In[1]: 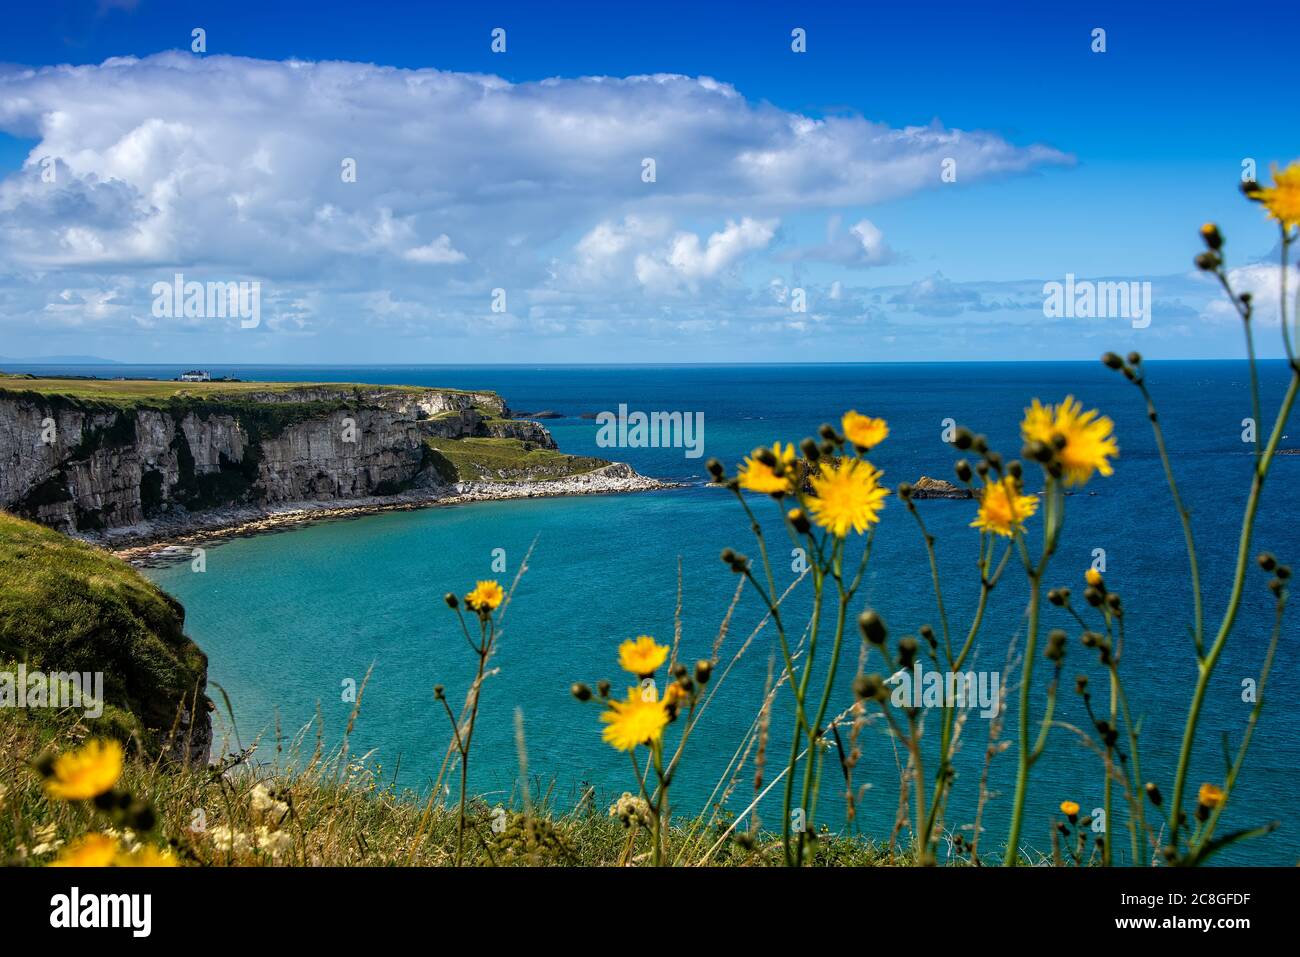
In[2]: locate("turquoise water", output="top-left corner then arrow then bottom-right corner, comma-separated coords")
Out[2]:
32,360 -> 1292,864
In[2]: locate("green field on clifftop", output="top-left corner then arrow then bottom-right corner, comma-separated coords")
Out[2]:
0,372 -> 489,408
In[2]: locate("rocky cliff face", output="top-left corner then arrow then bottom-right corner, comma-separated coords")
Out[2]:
0,385 -> 559,535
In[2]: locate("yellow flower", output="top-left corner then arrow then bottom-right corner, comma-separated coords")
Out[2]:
1252,161 -> 1300,230
1021,396 -> 1118,486
1198,783 -> 1225,809
1059,800 -> 1080,819
1085,568 -> 1104,588
43,739 -> 123,801
806,459 -> 888,537
464,580 -> 504,612
115,845 -> 179,867
737,442 -> 796,495
50,834 -> 120,867
970,475 -> 1038,537
618,635 -> 669,677
841,411 -> 889,450
49,833 -> 179,867
600,686 -> 670,752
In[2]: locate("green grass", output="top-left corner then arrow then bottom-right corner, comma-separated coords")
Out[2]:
0,512 -> 207,752
0,372 -> 490,408
425,437 -> 607,483
0,704 -> 892,867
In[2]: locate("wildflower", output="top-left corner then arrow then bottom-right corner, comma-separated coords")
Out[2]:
841,411 -> 889,451
970,475 -> 1039,537
858,610 -> 887,645
50,834 -> 120,867
249,783 -> 289,826
806,458 -> 889,537
600,686 -> 670,752
1086,568 -> 1104,588
1045,629 -> 1067,663
464,580 -> 504,613
1249,161 -> 1300,230
1059,800 -> 1080,821
209,825 -> 251,854
737,442 -> 797,495
1021,396 -> 1118,486
609,792 -> 653,828
1198,783 -> 1225,809
30,822 -> 63,857
663,682 -> 688,714
43,739 -> 123,801
617,636 -> 669,677
254,826 -> 293,860
898,636 -> 919,667
787,507 -> 811,534
115,845 -> 179,867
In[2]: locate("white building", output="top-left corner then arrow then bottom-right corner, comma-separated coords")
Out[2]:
179,369 -> 211,382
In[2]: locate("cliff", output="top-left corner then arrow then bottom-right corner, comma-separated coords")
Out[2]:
0,375 -> 638,538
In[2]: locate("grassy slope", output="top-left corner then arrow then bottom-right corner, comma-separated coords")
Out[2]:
425,436 -> 608,483
0,512 -> 207,750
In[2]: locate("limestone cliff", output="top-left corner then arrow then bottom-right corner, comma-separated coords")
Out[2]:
0,381 -> 584,535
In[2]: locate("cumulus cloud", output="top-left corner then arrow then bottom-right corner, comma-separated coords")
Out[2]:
0,52 -> 1072,352
1201,264 -> 1300,327
634,217 -> 777,293
777,214 -> 895,268
404,234 -> 468,265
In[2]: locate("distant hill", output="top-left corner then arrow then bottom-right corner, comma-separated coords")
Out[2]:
0,355 -> 121,365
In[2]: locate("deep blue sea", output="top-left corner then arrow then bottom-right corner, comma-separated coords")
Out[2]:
13,361 -> 1297,864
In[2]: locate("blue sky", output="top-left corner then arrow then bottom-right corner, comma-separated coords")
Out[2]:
0,0 -> 1295,364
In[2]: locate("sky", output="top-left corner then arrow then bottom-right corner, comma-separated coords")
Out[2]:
0,0 -> 1296,364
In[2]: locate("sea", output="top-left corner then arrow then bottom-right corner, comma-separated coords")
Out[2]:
9,361 -> 1297,864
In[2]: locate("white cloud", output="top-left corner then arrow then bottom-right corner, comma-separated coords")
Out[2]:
634,217 -> 777,293
0,52 -> 1071,352
1202,263 -> 1300,327
404,234 -> 467,265
778,214 -> 896,268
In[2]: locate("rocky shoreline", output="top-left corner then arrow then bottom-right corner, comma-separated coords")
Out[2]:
105,463 -> 677,564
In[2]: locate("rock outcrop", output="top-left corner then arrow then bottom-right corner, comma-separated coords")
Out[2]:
909,476 -> 974,499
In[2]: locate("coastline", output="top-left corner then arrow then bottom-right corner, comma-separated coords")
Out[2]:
102,463 -> 678,564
